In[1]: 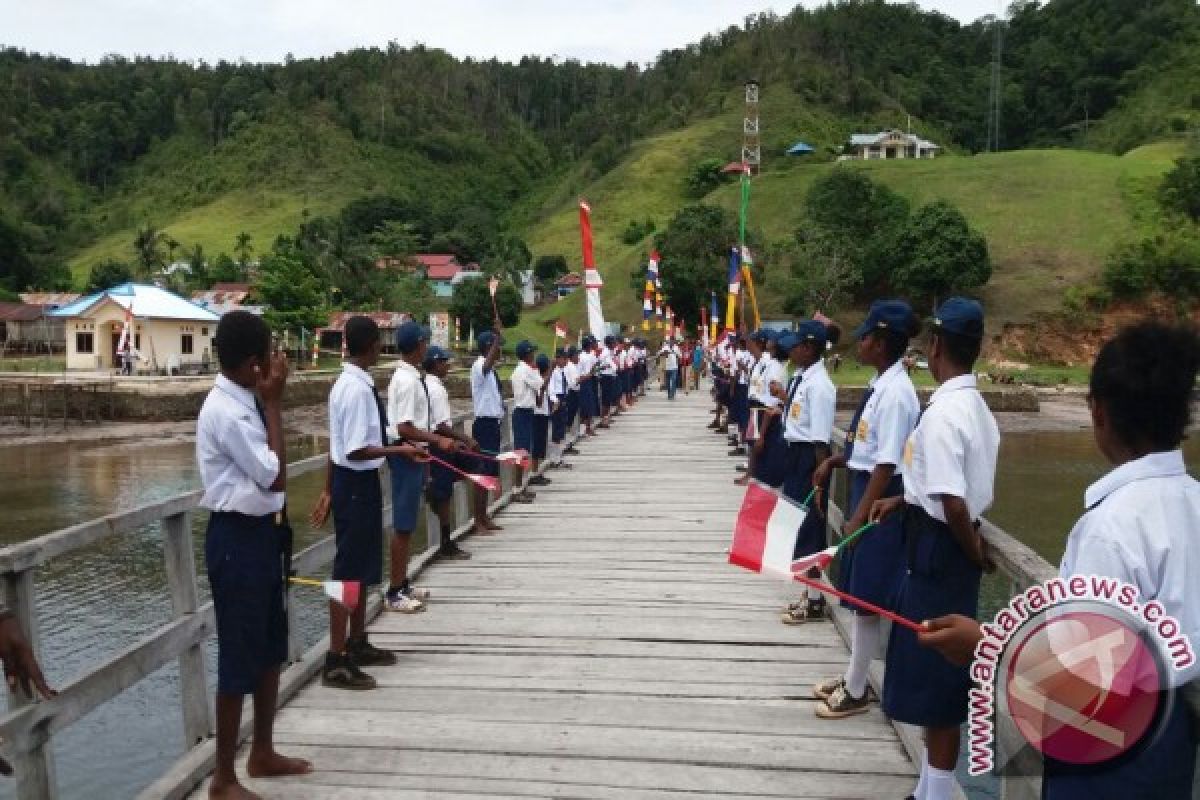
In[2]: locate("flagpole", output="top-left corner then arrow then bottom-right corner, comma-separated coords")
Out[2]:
789,572 -> 924,633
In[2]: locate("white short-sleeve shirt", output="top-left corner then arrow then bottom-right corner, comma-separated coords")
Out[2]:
598,347 -> 617,376
329,363 -> 386,471
387,360 -> 431,439
425,373 -> 453,430
566,362 -> 580,390
549,366 -> 570,403
1060,450 -> 1200,687
783,360 -> 836,444
511,361 -> 544,409
470,355 -> 505,419
845,359 -> 920,473
736,350 -> 755,385
752,354 -> 787,408
197,374 -> 285,514
902,375 -> 999,521
576,352 -> 596,382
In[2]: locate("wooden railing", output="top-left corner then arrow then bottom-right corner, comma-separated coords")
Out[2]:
0,406 -> 524,800
823,427 -> 1051,800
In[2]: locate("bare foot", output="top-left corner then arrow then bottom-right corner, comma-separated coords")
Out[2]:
245,750 -> 313,779
209,779 -> 262,800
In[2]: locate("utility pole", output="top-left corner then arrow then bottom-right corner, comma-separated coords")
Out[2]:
742,80 -> 761,173
986,7 -> 1005,152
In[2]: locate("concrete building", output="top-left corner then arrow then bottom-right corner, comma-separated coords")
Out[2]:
554,272 -> 583,298
52,283 -> 220,373
320,311 -> 412,354
844,130 -> 940,160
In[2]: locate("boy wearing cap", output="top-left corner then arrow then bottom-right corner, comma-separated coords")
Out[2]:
531,352 -> 554,484
812,299 -> 921,719
423,345 -> 476,561
311,316 -> 431,691
776,320 -> 838,625
729,337 -> 753,453
564,346 -> 582,452
511,340 -> 544,500
597,335 -> 618,427
469,331 -> 506,533
868,298 -> 999,800
548,348 -> 572,468
744,330 -> 787,487
385,320 -> 460,613
576,337 -> 598,438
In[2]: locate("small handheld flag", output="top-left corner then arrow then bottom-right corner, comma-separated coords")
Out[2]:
487,278 -> 499,297
789,572 -> 924,633
425,451 -> 502,492
290,577 -> 361,611
554,321 -> 568,340
478,448 -> 533,469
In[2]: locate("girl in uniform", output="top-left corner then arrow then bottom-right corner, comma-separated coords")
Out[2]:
811,299 -> 921,719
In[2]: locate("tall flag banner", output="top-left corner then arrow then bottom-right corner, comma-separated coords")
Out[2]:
655,291 -> 664,329
642,251 -> 659,330
710,291 -> 719,341
738,166 -> 763,330
579,200 -> 607,339
740,245 -> 762,330
116,301 -> 134,354
725,247 -> 742,331
700,305 -> 709,347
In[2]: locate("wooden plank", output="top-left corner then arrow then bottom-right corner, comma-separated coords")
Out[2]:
3,569 -> 55,798
162,510 -> 213,748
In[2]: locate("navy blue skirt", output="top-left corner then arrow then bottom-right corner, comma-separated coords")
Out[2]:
1042,692 -> 1196,799
533,413 -> 550,458
882,505 -> 982,727
331,465 -> 385,584
512,407 -> 535,453
733,384 -> 750,430
471,417 -> 502,476
206,511 -> 288,695
752,416 -> 787,488
600,374 -> 618,408
566,390 -> 579,427
782,442 -> 830,559
836,469 -> 905,612
551,404 -> 567,443
579,379 -> 598,418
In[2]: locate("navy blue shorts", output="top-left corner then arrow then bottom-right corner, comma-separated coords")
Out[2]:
566,390 -> 579,428
533,413 -> 550,458
836,469 -> 904,612
592,380 -> 602,416
206,512 -> 287,696
472,417 -> 502,476
578,381 -> 596,419
512,407 -> 535,453
733,384 -> 750,430
332,466 -> 384,585
551,405 -> 567,443
782,441 -> 830,559
882,505 -> 982,727
388,455 -> 426,535
427,447 -> 462,502
600,375 -> 618,408
752,418 -> 787,488
1042,692 -> 1196,798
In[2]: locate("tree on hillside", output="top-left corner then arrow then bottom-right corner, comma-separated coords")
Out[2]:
185,244 -> 209,289
255,251 -> 326,331
1159,156 -> 1200,222
209,253 -> 245,284
0,215 -> 37,292
804,167 -> 909,293
654,204 -> 748,324
165,236 -> 180,264
369,220 -> 420,261
85,259 -> 134,292
451,277 -> 521,335
234,232 -> 254,267
483,235 -> 532,285
133,224 -> 165,278
533,254 -> 569,285
778,228 -> 863,316
890,201 -> 991,310
685,158 -> 728,198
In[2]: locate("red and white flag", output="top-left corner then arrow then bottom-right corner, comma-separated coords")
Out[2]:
496,449 -> 532,469
554,321 -> 568,339
323,580 -> 361,611
791,545 -> 836,574
729,482 -> 809,579
745,407 -> 762,442
488,277 -> 500,297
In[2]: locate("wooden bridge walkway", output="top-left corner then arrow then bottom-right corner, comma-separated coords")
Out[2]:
189,390 -> 916,799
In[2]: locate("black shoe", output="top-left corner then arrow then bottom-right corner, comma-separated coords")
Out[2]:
735,464 -> 747,472
728,448 -> 746,457
565,446 -> 580,455
439,541 -> 472,560
529,475 -> 552,486
322,652 -> 377,690
347,636 -> 397,667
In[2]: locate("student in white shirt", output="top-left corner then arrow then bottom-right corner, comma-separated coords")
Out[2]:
548,347 -> 573,467
564,346 -> 582,452
199,310 -> 314,794
576,337 -> 599,438
744,329 -> 788,487
531,353 -> 554,483
385,320 -> 460,613
310,317 -> 430,689
422,345 -> 477,561
510,340 -> 544,501
660,338 -> 682,400
812,300 -> 921,718
772,321 -> 838,625
855,298 -> 999,800
917,320 -> 1200,800
469,331 -> 505,533
598,336 -> 618,426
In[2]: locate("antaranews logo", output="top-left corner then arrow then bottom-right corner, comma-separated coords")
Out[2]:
967,575 -> 1195,776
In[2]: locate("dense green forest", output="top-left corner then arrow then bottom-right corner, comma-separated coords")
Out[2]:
2,0 -> 1198,295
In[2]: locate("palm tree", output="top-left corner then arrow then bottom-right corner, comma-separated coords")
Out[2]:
133,225 -> 165,279
165,236 -> 180,265
234,231 -> 253,267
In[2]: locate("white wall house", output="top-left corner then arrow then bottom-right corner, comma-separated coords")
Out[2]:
52,283 -> 221,372
844,130 -> 940,160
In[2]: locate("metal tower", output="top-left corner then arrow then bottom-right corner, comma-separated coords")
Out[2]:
742,80 -> 761,173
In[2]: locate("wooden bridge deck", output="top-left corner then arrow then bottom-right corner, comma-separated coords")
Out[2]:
190,390 -> 917,799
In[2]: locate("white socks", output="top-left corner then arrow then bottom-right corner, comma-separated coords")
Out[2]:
913,757 -> 929,800
807,586 -> 822,602
844,615 -> 880,699
924,762 -> 955,800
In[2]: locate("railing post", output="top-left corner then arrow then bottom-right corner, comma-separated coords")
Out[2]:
500,412 -> 515,494
3,569 -> 56,799
162,511 -> 213,748
452,419 -> 471,527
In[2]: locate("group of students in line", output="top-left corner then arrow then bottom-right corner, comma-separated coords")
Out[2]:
705,299 -> 1200,799
193,310 -> 662,799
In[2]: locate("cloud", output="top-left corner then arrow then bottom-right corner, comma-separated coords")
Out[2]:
0,0 -> 1006,65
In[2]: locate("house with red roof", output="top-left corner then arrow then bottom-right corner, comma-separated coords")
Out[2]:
554,272 -> 584,298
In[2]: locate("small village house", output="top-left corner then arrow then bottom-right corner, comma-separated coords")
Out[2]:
554,272 -> 583,298
844,129 -> 940,160
52,283 -> 220,372
319,311 -> 413,354
0,302 -> 64,353
191,282 -> 266,316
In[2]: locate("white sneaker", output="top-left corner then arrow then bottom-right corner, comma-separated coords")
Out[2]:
383,588 -> 426,613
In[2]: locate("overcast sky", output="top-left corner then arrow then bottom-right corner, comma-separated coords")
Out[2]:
1,1 -> 1005,66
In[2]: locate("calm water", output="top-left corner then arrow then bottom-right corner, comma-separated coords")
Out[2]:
0,428 -> 1196,798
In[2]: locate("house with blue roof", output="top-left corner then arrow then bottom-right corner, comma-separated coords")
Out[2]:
844,129 -> 940,160
52,283 -> 220,373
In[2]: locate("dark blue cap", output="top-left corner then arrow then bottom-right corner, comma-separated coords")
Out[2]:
604,335 -> 616,346
776,332 -> 799,352
567,345 -> 579,357
555,347 -> 568,358
751,328 -> 770,343
422,345 -> 451,369
516,339 -> 537,359
477,330 -> 497,352
795,319 -> 828,348
395,320 -> 429,353
852,299 -> 916,340
932,297 -> 985,339
535,353 -> 550,370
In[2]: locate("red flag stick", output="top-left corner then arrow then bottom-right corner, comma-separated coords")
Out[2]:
789,572 -> 924,633
424,451 -> 500,492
